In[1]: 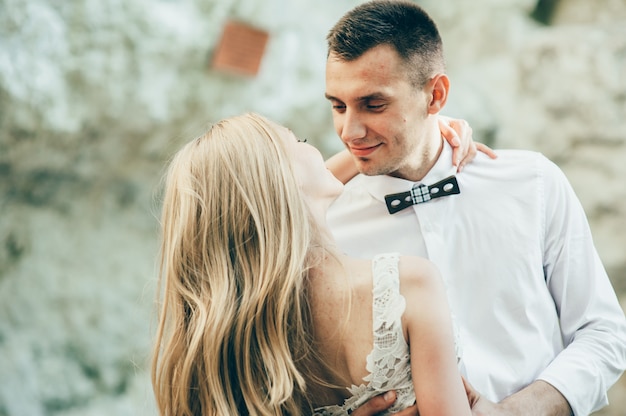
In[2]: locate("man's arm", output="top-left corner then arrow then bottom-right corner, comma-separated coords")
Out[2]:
465,158 -> 626,416
538,157 -> 626,414
465,379 -> 572,416
352,379 -> 573,416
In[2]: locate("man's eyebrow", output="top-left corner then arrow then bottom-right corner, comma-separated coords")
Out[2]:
324,92 -> 389,102
358,92 -> 388,101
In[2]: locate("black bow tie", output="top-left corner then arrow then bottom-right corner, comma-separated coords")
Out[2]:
384,176 -> 460,214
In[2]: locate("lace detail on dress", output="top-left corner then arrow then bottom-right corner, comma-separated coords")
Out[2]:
314,253 -> 415,415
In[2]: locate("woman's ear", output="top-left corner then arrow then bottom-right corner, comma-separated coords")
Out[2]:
427,74 -> 450,114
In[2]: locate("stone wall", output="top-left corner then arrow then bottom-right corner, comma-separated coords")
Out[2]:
1,0 -> 624,414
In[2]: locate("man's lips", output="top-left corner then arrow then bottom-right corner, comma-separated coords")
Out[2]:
350,143 -> 382,158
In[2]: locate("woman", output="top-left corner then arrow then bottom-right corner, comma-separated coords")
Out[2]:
151,113 -> 472,415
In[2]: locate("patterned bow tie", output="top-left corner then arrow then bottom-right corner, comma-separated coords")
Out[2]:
384,175 -> 460,214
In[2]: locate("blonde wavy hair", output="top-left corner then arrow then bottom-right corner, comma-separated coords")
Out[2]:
152,113 -> 325,415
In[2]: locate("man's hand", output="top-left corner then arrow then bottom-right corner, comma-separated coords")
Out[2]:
462,377 -> 501,416
461,377 -> 573,416
351,391 -> 419,416
438,116 -> 497,172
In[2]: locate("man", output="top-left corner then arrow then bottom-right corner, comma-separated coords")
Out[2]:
324,1 -> 626,415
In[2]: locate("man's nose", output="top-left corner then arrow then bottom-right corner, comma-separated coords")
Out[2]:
340,110 -> 366,143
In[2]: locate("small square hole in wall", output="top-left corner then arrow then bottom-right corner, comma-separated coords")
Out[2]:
210,20 -> 270,77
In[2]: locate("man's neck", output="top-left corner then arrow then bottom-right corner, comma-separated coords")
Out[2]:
391,131 -> 444,183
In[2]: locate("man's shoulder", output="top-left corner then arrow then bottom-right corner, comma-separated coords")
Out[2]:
470,148 -> 557,177
483,148 -> 544,163
342,173 -> 373,189
330,176 -> 373,217
334,174 -> 379,202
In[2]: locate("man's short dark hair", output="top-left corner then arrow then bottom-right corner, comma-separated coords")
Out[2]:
327,0 -> 445,87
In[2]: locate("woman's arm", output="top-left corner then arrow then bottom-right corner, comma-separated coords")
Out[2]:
325,116 -> 497,184
325,149 -> 355,185
399,257 -> 471,416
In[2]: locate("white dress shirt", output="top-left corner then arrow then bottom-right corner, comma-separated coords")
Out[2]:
327,140 -> 626,416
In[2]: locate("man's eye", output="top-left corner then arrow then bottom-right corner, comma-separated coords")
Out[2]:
367,104 -> 385,110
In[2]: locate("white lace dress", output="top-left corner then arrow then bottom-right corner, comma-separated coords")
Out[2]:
313,252 -> 416,415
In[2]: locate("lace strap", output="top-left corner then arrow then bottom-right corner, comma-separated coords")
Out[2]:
371,253 -> 405,346
364,253 -> 409,385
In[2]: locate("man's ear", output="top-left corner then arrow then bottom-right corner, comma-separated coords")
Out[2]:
427,74 -> 450,114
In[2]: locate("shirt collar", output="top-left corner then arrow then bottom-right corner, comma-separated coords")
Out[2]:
363,137 -> 457,203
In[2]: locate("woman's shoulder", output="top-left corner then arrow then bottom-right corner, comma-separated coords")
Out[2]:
396,255 -> 444,294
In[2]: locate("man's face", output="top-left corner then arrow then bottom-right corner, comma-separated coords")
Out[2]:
325,44 -> 435,180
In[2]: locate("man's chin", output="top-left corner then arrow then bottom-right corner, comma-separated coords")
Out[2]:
355,158 -> 390,176
358,165 -> 388,177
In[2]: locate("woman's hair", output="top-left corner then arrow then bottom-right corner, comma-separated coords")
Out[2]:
326,0 -> 445,87
151,113 -> 322,415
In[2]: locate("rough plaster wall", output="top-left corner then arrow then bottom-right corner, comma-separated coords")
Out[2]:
0,0 -> 625,415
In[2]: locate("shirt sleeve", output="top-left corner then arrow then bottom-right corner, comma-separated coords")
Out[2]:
538,156 -> 626,416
